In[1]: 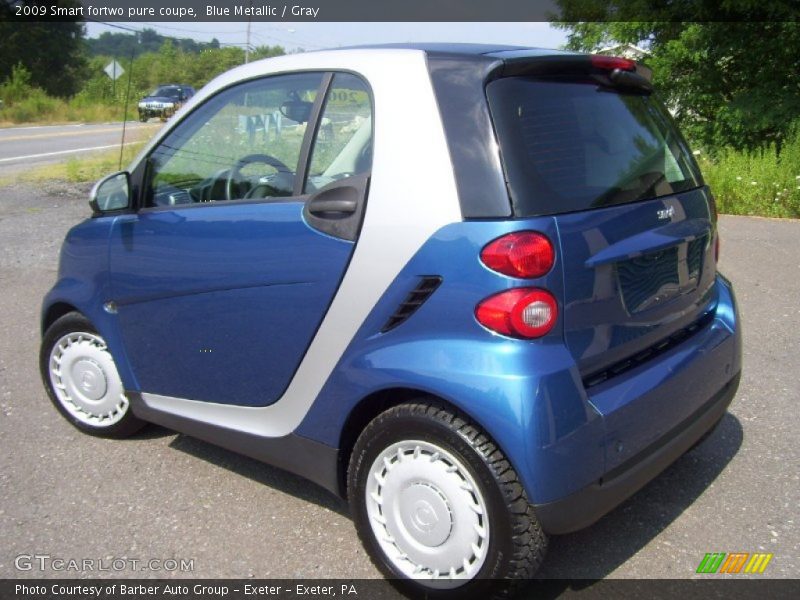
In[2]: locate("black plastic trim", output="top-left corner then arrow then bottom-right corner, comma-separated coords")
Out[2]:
381,276 -> 442,333
582,310 -> 716,389
294,73 -> 334,197
424,54 -> 512,219
303,173 -> 369,242
534,371 -> 740,534
128,393 -> 343,498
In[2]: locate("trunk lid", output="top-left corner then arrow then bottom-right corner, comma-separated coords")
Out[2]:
554,189 -> 717,381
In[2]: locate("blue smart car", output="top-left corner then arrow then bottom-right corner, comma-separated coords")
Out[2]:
40,45 -> 741,597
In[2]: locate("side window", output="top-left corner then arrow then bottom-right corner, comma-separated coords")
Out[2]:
146,72 -> 324,207
304,73 -> 372,193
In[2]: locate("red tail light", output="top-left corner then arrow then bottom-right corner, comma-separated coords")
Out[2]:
480,231 -> 554,278
475,288 -> 558,339
590,55 -> 637,72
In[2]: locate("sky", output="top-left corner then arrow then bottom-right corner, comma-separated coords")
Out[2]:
85,22 -> 569,52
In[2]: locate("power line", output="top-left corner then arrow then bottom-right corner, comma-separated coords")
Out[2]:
84,18 -> 143,34
259,24 -> 339,46
86,20 -> 230,45
85,20 -> 319,52
249,30 -> 325,50
138,21 -> 225,35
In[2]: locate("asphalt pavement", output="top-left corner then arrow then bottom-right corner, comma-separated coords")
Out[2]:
0,122 -> 157,176
0,181 -> 797,583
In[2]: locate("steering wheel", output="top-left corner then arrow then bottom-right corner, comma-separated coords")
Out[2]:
225,153 -> 292,200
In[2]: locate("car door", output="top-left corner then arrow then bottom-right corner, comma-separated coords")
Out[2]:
108,71 -> 373,406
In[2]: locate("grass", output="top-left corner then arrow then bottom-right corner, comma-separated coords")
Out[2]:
63,140 -> 147,182
0,98 -> 140,127
0,100 -> 124,127
697,131 -> 800,218
0,137 -> 148,188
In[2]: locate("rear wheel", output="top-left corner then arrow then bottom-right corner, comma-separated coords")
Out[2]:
40,312 -> 145,438
348,402 -> 546,599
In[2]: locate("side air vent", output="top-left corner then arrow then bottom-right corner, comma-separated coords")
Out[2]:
381,276 -> 442,333
582,311 -> 715,389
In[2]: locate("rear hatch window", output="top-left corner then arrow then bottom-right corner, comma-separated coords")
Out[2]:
486,77 -> 703,216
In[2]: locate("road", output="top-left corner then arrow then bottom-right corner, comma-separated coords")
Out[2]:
0,122 -> 157,176
0,182 -> 797,588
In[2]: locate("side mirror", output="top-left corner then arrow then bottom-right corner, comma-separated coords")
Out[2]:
89,171 -> 131,214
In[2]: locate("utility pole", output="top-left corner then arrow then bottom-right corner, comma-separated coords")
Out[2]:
245,0 -> 252,63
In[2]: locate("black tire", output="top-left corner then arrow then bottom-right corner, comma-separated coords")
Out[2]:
348,401 -> 547,600
40,312 -> 146,439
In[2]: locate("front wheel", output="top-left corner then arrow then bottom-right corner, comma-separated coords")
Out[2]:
347,402 -> 547,599
40,312 -> 145,438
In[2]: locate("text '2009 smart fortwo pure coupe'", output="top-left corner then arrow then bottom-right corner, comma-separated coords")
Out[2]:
40,45 -> 741,598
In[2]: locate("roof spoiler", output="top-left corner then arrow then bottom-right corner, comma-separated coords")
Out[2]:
496,53 -> 653,94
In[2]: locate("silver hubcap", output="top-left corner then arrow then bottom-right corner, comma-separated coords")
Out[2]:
366,440 -> 489,586
49,332 -> 129,427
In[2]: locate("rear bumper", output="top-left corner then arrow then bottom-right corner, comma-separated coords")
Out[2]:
534,370 -> 740,534
530,273 -> 741,534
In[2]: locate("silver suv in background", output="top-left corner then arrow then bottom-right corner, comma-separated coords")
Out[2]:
137,84 -> 196,122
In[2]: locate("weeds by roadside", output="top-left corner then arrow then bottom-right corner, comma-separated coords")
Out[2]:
0,64 -> 134,126
697,129 -> 800,219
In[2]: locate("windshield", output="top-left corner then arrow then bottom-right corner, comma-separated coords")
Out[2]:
151,87 -> 182,99
486,77 -> 703,216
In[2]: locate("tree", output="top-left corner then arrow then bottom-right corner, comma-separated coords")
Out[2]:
0,0 -> 87,97
86,31 -> 140,59
250,45 -> 286,61
553,1 -> 800,151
